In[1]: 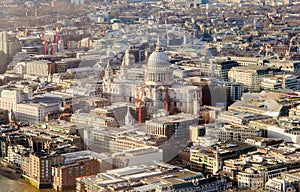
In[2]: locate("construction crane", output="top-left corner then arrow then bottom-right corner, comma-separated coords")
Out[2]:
49,44 -> 54,55
165,70 -> 169,113
41,28 -> 47,55
137,74 -> 147,125
41,11 -> 48,54
55,11 -> 60,44
165,20 -> 169,113
66,26 -> 70,49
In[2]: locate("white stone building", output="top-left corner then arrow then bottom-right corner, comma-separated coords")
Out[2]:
0,86 -> 60,123
103,39 -> 201,117
112,146 -> 163,168
237,168 -> 264,190
265,178 -> 296,192
5,145 -> 33,167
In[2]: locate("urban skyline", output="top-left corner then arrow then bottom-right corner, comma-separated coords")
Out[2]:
0,0 -> 299,191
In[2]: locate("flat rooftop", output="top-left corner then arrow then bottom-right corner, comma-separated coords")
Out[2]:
192,141 -> 255,157
143,169 -> 203,185
114,146 -> 160,157
286,169 -> 300,178
221,111 -> 270,119
147,113 -> 198,124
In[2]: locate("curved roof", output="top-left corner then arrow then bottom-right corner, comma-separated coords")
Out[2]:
147,51 -> 169,67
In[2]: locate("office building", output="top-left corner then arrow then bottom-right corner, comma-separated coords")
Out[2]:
0,109 -> 9,124
76,162 -> 231,192
218,124 -> 262,142
261,75 -> 297,90
238,168 -> 264,190
146,113 -> 198,139
196,58 -> 239,81
26,60 -> 53,77
265,178 -> 296,192
189,125 -> 206,142
190,141 -> 256,175
228,66 -> 281,92
218,111 -> 270,125
112,146 -> 163,168
90,127 -> 167,153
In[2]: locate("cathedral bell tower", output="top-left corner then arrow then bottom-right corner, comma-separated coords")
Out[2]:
120,48 -> 135,80
103,60 -> 113,93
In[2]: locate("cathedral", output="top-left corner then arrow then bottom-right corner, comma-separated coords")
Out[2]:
103,38 -> 202,117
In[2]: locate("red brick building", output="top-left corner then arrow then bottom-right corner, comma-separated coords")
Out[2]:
52,158 -> 101,191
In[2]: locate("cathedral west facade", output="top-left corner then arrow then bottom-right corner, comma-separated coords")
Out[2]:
103,38 -> 201,117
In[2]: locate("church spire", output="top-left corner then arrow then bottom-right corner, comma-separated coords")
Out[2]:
105,60 -> 113,75
122,49 -> 131,66
120,47 -> 134,80
120,56 -> 127,80
104,60 -> 113,82
106,60 -> 112,71
156,35 -> 162,52
125,106 -> 135,125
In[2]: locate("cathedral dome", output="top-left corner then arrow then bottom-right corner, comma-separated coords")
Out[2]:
145,36 -> 173,86
147,51 -> 169,67
147,36 -> 170,68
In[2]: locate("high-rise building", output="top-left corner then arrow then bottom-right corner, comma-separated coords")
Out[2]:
0,31 -> 8,55
0,31 -> 8,73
